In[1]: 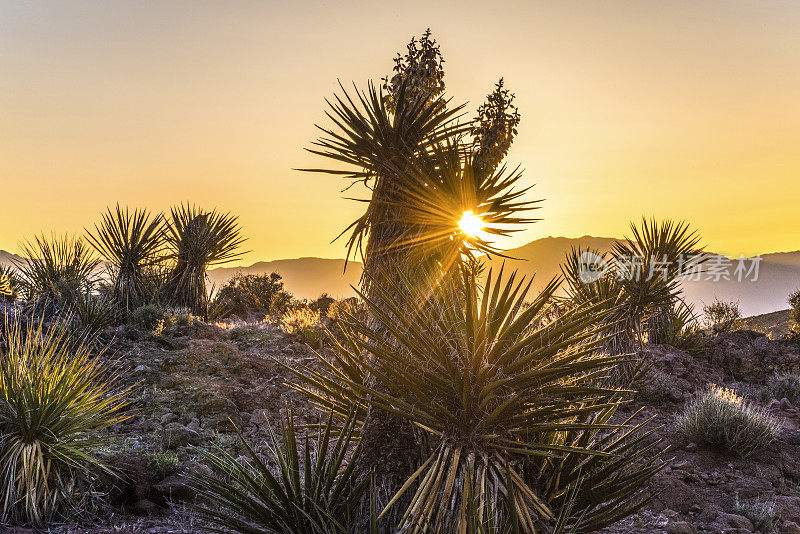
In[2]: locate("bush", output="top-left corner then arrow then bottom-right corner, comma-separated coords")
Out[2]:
281,307 -> 325,348
147,451 -> 181,480
0,316 -> 129,525
789,289 -> 800,332
129,304 -> 166,331
308,292 -> 336,316
733,497 -> 775,533
703,299 -> 742,333
761,374 -> 800,406
211,272 -> 293,319
660,302 -> 706,354
677,385 -> 780,457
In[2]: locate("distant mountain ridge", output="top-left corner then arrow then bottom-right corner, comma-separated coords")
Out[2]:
3,237 -> 799,315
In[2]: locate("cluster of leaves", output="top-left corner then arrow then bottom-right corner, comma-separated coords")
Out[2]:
381,28 -> 445,114
676,385 -> 780,457
560,218 -> 704,354
703,298 -> 742,333
0,316 -> 129,525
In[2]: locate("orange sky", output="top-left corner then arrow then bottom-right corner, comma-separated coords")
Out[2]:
2,1 -> 799,264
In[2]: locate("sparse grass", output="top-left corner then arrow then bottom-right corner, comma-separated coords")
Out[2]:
129,304 -> 166,331
733,496 -> 775,533
0,316 -> 130,525
677,385 -> 780,457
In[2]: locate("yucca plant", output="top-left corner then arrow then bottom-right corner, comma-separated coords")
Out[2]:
72,293 -> 120,340
659,302 -> 706,355
85,204 -> 165,314
14,234 -> 100,316
162,204 -> 246,318
612,218 -> 703,349
0,316 -> 129,525
289,267 -> 664,533
303,30 -> 539,490
192,408 -> 372,534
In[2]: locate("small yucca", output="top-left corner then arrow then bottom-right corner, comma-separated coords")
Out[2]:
677,385 -> 780,457
0,316 -> 129,525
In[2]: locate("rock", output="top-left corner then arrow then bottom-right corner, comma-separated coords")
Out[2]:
133,364 -> 153,373
163,422 -> 201,449
128,499 -> 158,516
782,521 -> 800,534
776,495 -> 800,525
710,512 -> 754,532
667,521 -> 696,534
161,412 -> 178,425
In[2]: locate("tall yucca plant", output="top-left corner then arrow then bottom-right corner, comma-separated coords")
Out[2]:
85,204 -> 165,313
14,234 -> 100,315
303,31 -> 538,486
192,408 -> 372,534
162,204 -> 245,318
0,316 -> 129,525
289,267 -> 664,532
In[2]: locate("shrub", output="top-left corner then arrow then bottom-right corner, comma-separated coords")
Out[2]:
761,374 -> 800,406
14,233 -> 100,315
281,307 -> 325,348
308,292 -> 336,316
677,385 -> 780,457
789,289 -> 800,332
147,451 -> 181,480
211,272 -> 292,319
733,496 -> 775,533
130,304 -> 166,331
0,316 -> 129,525
191,409 -> 370,534
73,293 -> 120,340
703,299 -> 742,333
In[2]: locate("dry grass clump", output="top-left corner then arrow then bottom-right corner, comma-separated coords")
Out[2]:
677,385 -> 780,457
761,374 -> 800,406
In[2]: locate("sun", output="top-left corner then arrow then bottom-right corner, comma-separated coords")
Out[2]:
458,211 -> 484,238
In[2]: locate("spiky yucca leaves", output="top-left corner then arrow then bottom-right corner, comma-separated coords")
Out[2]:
192,409 -> 372,534
73,293 -> 119,341
14,234 -> 100,315
289,267 -> 664,533
86,204 -> 165,313
162,204 -> 245,318
0,316 -> 129,525
660,302 -> 706,355
612,218 -> 703,349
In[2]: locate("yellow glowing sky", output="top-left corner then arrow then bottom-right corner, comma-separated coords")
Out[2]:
2,1 -> 799,264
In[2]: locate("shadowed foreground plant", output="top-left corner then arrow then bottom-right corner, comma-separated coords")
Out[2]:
86,204 -> 165,313
289,267 -> 665,532
14,233 -> 100,316
162,204 -> 246,318
0,316 -> 129,525
191,409 -> 372,534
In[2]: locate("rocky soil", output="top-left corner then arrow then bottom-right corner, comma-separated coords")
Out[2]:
4,321 -> 800,533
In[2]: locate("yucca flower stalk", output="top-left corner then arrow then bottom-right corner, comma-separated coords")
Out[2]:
0,267 -> 13,300
85,204 -> 165,313
162,204 -> 246,318
0,316 -> 129,525
288,267 -> 665,532
14,233 -> 100,316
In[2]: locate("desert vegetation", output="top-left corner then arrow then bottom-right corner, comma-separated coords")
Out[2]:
2,27 -> 800,534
